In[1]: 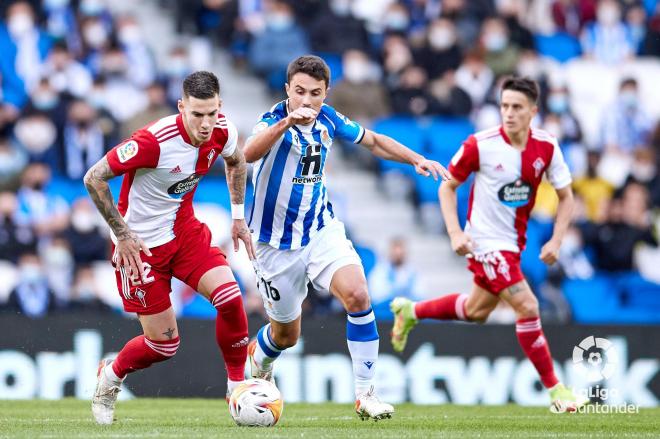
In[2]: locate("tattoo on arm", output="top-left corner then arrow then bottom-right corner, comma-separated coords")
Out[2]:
162,328 -> 175,339
224,148 -> 247,205
83,157 -> 131,240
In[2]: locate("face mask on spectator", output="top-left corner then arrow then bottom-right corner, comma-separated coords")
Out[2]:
72,211 -> 97,233
597,6 -> 620,26
517,59 -> 541,79
543,121 -> 562,139
43,245 -> 73,268
620,91 -> 638,109
76,282 -> 97,300
118,25 -> 142,45
20,264 -> 44,283
385,12 -> 409,31
80,0 -> 104,16
548,93 -> 568,114
14,119 -> 56,154
343,60 -> 371,83
87,90 -> 106,109
429,27 -> 455,50
631,163 -> 656,182
45,0 -> 70,9
167,56 -> 188,77
32,91 -> 60,111
84,23 -> 108,48
267,13 -> 294,31
330,0 -> 351,17
8,13 -> 34,39
484,32 -> 508,51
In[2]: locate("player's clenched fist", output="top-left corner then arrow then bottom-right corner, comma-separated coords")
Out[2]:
286,107 -> 317,126
539,239 -> 561,265
449,230 -> 474,257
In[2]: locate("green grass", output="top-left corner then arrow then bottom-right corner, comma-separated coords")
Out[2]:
0,399 -> 657,438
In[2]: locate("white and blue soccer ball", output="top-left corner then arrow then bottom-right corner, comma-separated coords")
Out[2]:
228,378 -> 283,427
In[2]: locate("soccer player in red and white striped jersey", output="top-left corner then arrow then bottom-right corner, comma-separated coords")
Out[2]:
391,77 -> 587,413
85,71 -> 255,424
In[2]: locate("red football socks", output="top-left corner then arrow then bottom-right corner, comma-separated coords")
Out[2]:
516,317 -> 559,388
210,282 -> 249,382
112,335 -> 180,379
414,293 -> 469,320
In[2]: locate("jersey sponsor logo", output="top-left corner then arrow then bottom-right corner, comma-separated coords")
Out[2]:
291,175 -> 323,184
498,179 -> 532,207
533,157 -> 545,178
167,173 -> 202,198
117,140 -> 138,163
451,145 -> 464,166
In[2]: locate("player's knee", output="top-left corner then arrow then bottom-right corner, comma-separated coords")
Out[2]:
340,285 -> 370,313
515,296 -> 540,318
466,307 -> 491,323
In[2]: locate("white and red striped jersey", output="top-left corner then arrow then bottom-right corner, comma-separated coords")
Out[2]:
106,113 -> 237,248
448,125 -> 572,255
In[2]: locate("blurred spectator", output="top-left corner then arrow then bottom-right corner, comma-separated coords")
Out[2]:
581,0 -> 635,64
427,70 -> 472,117
248,0 -> 310,92
120,82 -> 174,139
328,50 -> 390,125
16,163 -> 69,238
625,3 -> 647,53
68,265 -> 112,312
414,18 -> 462,80
580,182 -> 657,272
13,111 -> 60,170
96,46 -> 149,121
79,16 -> 111,74
368,237 -> 423,312
551,0 -> 597,37
480,17 -> 521,76
389,65 -> 434,116
63,99 -> 107,180
0,191 -> 36,262
39,42 -> 93,98
25,77 -> 68,126
600,78 -> 652,154
41,235 -> 73,305
5,252 -> 56,318
641,4 -> 660,56
116,15 -> 157,88
163,46 -> 192,107
454,49 -> 494,108
544,85 -> 582,145
43,0 -> 82,56
64,198 -> 107,265
440,0 -> 484,48
175,0 -> 239,48
381,34 -> 414,89
0,136 -> 28,190
381,2 -> 412,35
498,0 -> 535,50
0,1 -> 52,103
572,151 -> 614,223
310,0 -> 370,55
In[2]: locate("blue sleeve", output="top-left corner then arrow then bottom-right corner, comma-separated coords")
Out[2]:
325,105 -> 365,144
250,105 -> 284,136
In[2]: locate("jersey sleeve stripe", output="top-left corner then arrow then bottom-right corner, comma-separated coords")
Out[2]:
155,126 -> 179,141
153,123 -> 177,137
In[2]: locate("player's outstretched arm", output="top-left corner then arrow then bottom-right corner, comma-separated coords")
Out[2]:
223,147 -> 256,260
359,129 -> 451,181
540,185 -> 574,265
244,107 -> 318,163
83,157 -> 151,279
439,177 -> 474,256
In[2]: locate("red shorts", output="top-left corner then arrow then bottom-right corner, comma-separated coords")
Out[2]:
467,251 -> 524,295
112,221 -> 228,315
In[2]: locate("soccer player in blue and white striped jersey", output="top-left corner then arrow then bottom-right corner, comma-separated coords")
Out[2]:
243,55 -> 450,420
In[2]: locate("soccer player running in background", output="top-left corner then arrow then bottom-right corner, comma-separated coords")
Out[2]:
243,55 -> 449,421
390,77 -> 587,413
85,71 -> 255,425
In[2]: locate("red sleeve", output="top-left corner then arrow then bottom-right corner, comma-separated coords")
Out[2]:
106,129 -> 160,175
448,135 -> 479,182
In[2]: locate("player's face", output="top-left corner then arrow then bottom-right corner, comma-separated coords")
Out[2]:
178,95 -> 221,145
500,90 -> 537,137
285,73 -> 327,121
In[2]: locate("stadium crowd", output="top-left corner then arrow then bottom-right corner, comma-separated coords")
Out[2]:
0,0 -> 658,322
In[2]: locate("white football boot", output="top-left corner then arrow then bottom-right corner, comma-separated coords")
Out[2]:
91,359 -> 122,425
355,386 -> 394,421
247,339 -> 274,383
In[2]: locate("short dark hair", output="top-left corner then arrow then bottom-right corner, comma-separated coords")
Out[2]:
182,71 -> 220,99
620,77 -> 638,89
286,55 -> 330,88
501,76 -> 539,104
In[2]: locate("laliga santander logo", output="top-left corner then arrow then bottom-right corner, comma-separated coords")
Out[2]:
572,336 -> 618,382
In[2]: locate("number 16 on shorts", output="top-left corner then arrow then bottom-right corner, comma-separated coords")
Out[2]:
258,276 -> 280,305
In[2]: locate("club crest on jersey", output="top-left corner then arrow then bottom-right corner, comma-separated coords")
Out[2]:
321,129 -> 331,147
533,157 -> 545,178
167,173 -> 201,199
117,140 -> 138,163
498,179 -> 532,207
207,149 -> 216,168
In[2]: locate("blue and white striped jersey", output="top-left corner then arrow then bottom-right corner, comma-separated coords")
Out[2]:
248,100 -> 365,250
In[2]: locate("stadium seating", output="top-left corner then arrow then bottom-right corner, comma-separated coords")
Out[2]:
534,33 -> 581,63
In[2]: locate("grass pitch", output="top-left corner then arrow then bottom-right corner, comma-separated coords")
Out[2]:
0,399 -> 657,438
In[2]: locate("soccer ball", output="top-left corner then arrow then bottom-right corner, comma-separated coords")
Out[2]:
228,378 -> 283,427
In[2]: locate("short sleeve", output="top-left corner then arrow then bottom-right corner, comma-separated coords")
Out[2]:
448,135 -> 479,181
325,105 -> 365,144
546,141 -> 572,189
221,119 -> 239,157
106,129 -> 160,175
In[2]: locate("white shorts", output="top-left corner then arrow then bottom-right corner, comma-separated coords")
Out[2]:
253,220 -> 363,323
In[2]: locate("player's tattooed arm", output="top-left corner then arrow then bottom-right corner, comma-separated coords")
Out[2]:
224,146 -> 247,205
83,157 -> 131,239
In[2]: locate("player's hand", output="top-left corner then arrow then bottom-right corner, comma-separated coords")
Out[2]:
414,159 -> 452,181
540,239 -> 561,265
115,230 -> 152,281
449,230 -> 474,257
232,219 -> 256,260
286,107 -> 317,126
